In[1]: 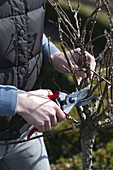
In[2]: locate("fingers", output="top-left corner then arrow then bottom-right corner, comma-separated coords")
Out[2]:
37,114 -> 65,132
50,113 -> 58,127
45,121 -> 51,131
74,68 -> 86,79
56,107 -> 66,122
37,122 -> 45,132
44,112 -> 59,131
73,48 -> 96,79
37,107 -> 65,132
48,101 -> 66,124
46,105 -> 65,130
85,51 -> 96,79
37,120 -> 51,132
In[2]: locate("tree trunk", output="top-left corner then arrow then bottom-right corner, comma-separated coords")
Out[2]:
80,122 -> 96,170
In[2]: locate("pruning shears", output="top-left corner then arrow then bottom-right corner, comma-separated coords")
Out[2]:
27,87 -> 94,139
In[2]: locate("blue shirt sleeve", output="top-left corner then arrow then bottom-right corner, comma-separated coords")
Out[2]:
42,34 -> 60,68
0,85 -> 18,116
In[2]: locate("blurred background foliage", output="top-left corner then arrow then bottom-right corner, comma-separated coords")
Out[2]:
42,0 -> 113,169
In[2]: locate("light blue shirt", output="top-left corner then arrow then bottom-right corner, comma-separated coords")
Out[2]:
0,34 -> 60,116
42,34 -> 60,68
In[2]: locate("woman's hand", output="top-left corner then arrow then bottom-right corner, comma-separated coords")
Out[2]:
69,48 -> 96,79
50,48 -> 96,79
16,89 -> 65,132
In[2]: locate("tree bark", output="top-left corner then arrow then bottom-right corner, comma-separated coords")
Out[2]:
80,122 -> 96,170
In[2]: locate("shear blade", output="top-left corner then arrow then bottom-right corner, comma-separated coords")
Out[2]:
77,89 -> 89,100
63,103 -> 74,114
76,94 -> 95,106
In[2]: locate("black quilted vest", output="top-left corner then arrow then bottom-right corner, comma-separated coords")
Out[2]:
0,0 -> 45,139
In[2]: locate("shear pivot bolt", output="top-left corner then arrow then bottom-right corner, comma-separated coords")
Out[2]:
69,97 -> 75,103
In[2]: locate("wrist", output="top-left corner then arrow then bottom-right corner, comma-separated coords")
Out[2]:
16,90 -> 28,116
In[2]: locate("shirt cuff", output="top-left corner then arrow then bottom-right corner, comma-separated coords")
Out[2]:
0,85 -> 18,116
42,34 -> 60,68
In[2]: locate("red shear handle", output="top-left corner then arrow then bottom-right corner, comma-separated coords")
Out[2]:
48,90 -> 59,100
27,127 -> 37,140
27,91 -> 60,140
